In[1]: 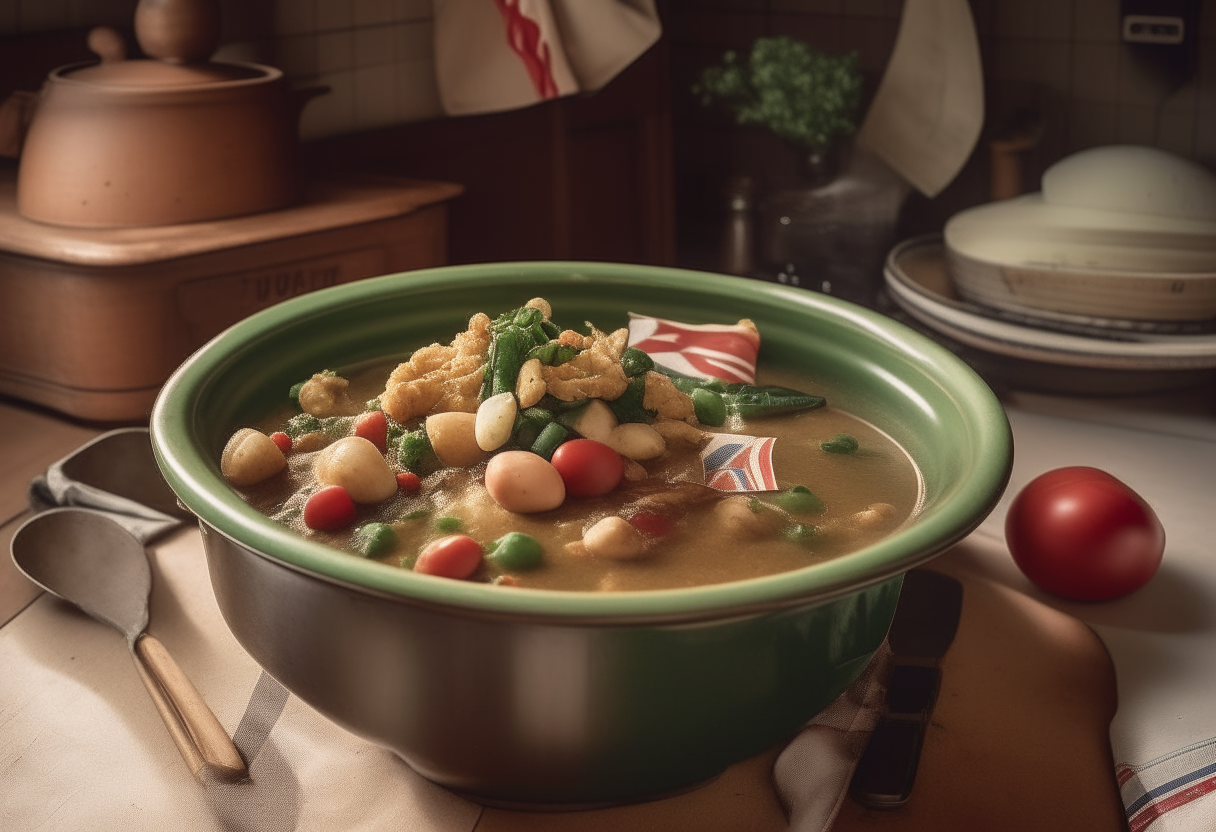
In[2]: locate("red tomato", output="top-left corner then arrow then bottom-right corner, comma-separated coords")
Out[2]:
396,471 -> 421,492
303,485 -> 357,531
269,431 -> 292,454
1005,467 -> 1165,602
414,534 -> 484,579
354,410 -> 388,452
550,439 -> 624,497
629,511 -> 673,537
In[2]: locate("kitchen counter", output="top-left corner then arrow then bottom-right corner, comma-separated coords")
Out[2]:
3,376 -> 1214,831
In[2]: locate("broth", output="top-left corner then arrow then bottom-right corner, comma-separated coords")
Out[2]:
234,354 -> 921,592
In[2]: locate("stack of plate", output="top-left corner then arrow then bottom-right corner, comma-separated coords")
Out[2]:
883,235 -> 1216,395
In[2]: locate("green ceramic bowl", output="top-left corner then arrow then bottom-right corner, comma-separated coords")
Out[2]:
151,262 -> 1011,807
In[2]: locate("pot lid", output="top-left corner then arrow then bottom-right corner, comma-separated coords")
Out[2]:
63,58 -> 264,87
59,1 -> 263,89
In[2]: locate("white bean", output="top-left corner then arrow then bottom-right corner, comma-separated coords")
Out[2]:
425,412 -> 486,467
714,496 -> 782,539
570,399 -> 618,442
220,428 -> 286,486
583,516 -> 650,560
314,436 -> 397,504
484,451 -> 566,513
604,422 -> 666,460
475,392 -> 518,451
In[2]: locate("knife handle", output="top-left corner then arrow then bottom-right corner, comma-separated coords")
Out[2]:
133,634 -> 247,781
850,715 -> 928,808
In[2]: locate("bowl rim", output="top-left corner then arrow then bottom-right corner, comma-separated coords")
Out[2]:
151,261 -> 1012,624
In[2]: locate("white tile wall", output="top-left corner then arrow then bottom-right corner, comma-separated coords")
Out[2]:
0,0 -> 444,139
4,0 -> 1215,162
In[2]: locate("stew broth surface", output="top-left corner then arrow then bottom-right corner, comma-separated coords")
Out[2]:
239,360 -> 922,592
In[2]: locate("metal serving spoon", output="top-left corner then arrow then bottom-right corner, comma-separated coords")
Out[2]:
11,507 -> 247,781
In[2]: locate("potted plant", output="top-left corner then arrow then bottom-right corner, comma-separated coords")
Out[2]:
694,35 -> 863,185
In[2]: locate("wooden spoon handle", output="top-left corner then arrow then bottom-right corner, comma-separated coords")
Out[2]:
134,634 -> 247,780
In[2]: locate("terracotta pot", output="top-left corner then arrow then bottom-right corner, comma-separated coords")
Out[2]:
16,53 -> 313,228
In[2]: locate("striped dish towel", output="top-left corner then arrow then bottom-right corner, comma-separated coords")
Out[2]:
1119,740 -> 1216,832
433,0 -> 661,116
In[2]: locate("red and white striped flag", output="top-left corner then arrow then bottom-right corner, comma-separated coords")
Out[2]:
627,314 -> 760,384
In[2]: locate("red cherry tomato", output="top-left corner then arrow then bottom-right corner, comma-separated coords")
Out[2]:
396,471 -> 421,492
629,511 -> 673,537
354,410 -> 388,452
414,534 -> 484,579
550,439 -> 624,497
303,485 -> 358,531
1005,467 -> 1165,602
269,431 -> 292,454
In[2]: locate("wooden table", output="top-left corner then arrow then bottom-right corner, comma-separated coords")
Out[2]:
0,394 -> 1129,831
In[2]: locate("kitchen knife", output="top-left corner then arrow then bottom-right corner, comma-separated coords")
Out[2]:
849,568 -> 964,809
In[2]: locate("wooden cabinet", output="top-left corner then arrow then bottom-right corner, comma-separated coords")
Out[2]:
303,42 -> 675,268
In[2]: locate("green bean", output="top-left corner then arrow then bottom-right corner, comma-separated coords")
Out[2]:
620,347 -> 654,377
608,376 -> 655,424
531,422 -> 568,460
527,342 -> 578,366
658,370 -> 825,419
513,407 -> 554,448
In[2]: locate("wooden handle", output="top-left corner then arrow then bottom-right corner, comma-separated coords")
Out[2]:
134,634 -> 247,780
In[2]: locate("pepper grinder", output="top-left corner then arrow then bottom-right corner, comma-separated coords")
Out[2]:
719,175 -> 756,277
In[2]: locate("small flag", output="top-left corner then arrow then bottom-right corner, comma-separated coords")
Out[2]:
701,434 -> 778,492
628,314 -> 759,384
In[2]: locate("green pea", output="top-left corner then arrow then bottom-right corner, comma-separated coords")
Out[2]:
401,509 -> 429,521
486,532 -> 544,571
692,388 -> 727,427
354,522 -> 396,558
398,429 -> 433,469
777,485 -> 824,514
435,516 -> 463,533
821,433 -> 859,454
783,523 -> 819,545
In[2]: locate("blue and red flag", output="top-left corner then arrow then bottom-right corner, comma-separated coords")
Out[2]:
701,434 -> 778,492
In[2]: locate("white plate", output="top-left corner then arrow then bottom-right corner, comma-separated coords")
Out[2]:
884,236 -> 1216,373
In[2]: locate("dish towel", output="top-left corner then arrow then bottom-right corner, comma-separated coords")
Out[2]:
432,0 -> 661,116
966,400 -> 1216,832
3,428 -> 893,831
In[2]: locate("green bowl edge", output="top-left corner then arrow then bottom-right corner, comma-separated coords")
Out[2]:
151,261 -> 1012,622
